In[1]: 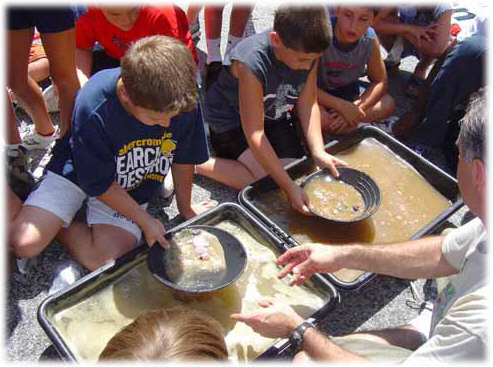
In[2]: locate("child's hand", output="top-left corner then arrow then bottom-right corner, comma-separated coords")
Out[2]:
287,184 -> 312,216
339,100 -> 366,124
313,152 -> 348,178
142,217 -> 169,248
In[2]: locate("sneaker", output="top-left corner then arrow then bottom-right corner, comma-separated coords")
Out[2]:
21,124 -> 59,150
49,260 -> 85,295
7,145 -> 36,200
43,85 -> 59,113
160,171 -> 174,199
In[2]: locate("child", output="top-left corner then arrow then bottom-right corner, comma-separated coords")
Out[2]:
99,307 -> 228,361
197,5 -> 346,215
373,5 -> 453,95
317,6 -> 395,134
9,36 -> 211,271
76,5 -> 197,78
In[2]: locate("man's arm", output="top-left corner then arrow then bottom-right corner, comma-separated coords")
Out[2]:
297,60 -> 347,175
97,181 -> 169,248
231,299 -> 368,362
278,236 -> 459,286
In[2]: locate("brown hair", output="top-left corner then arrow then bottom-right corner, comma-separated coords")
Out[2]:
99,307 -> 228,361
274,5 -> 332,53
120,35 -> 197,113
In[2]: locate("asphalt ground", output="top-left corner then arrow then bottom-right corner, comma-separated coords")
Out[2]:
5,3 -> 476,362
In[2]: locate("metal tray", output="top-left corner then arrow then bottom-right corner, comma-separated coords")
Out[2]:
239,126 -> 463,290
38,203 -> 339,362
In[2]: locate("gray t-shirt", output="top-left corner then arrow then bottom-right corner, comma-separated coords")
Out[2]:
204,30 -> 313,133
317,24 -> 375,91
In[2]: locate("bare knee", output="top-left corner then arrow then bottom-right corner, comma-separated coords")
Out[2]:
9,224 -> 49,258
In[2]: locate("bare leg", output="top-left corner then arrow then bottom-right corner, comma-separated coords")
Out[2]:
196,156 -> 256,189
229,5 -> 253,37
413,56 -> 434,80
360,94 -> 396,122
186,4 -> 203,24
58,223 -> 137,271
7,28 -> 55,136
6,92 -> 22,145
41,27 -> 80,136
204,5 -> 225,40
28,57 -> 50,83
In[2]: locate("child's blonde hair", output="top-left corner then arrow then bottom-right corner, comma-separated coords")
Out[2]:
121,35 -> 197,113
99,307 -> 228,361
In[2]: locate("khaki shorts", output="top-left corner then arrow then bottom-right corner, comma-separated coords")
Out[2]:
25,171 -> 146,242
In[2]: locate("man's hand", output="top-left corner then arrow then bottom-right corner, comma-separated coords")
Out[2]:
313,151 -> 348,178
141,217 -> 169,248
230,298 -> 304,338
277,243 -> 342,286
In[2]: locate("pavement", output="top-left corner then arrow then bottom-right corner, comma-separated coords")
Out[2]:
5,3 -> 474,362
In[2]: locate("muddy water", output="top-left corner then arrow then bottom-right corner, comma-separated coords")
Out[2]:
52,220 -> 328,363
254,138 -> 451,283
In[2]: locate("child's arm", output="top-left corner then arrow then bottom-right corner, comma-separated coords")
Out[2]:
317,88 -> 365,124
297,61 -> 347,173
171,163 -> 195,220
354,37 -> 388,112
76,47 -> 93,79
237,62 -> 308,214
98,181 -> 169,248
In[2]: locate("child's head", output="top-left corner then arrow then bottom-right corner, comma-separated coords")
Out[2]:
272,5 -> 332,70
99,307 -> 228,361
100,6 -> 140,31
120,35 -> 197,125
334,6 -> 379,44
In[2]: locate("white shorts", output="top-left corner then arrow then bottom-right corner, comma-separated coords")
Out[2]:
25,171 -> 147,242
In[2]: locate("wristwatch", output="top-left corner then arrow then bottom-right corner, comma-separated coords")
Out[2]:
289,320 -> 316,352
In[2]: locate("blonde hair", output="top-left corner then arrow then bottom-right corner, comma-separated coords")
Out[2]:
121,35 -> 197,113
99,307 -> 228,361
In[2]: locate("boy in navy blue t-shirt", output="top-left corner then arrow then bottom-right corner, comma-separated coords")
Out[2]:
8,36 -> 210,271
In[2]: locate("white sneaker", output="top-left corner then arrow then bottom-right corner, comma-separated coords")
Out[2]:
160,171 -> 174,198
43,85 -> 59,113
49,260 -> 84,295
21,125 -> 59,150
385,36 -> 404,65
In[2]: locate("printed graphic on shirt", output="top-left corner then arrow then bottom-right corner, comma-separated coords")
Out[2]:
264,83 -> 299,121
112,36 -> 128,52
116,132 -> 176,190
322,60 -> 361,89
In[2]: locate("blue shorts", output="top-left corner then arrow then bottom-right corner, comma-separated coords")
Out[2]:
8,8 -> 75,33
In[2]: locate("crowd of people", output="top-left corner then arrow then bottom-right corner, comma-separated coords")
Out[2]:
5,3 -> 487,363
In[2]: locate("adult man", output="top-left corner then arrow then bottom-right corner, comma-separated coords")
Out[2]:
231,88 -> 487,362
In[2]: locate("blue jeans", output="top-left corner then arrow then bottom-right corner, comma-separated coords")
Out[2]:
410,35 -> 486,151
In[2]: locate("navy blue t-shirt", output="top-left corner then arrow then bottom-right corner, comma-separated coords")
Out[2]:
46,68 -> 209,204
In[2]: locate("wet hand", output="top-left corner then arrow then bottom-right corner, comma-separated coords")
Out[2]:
142,217 -> 169,248
313,151 -> 348,178
277,244 -> 340,286
287,184 -> 312,216
230,298 -> 304,338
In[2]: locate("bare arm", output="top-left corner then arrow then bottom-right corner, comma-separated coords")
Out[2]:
297,61 -> 347,174
97,181 -> 169,248
76,47 -> 93,79
237,62 -> 305,212
171,163 -> 195,220
417,10 -> 452,57
355,37 -> 388,112
278,236 -> 459,286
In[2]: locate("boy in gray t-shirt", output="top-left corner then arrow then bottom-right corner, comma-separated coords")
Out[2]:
197,5 -> 346,215
317,6 -> 395,134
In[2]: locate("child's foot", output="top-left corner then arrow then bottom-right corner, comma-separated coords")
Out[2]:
191,199 -> 219,215
21,125 -> 59,150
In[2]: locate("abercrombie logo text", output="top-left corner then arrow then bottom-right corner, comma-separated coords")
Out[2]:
116,133 -> 176,189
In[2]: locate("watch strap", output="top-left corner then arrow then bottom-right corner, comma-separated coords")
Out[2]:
289,320 -> 315,352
